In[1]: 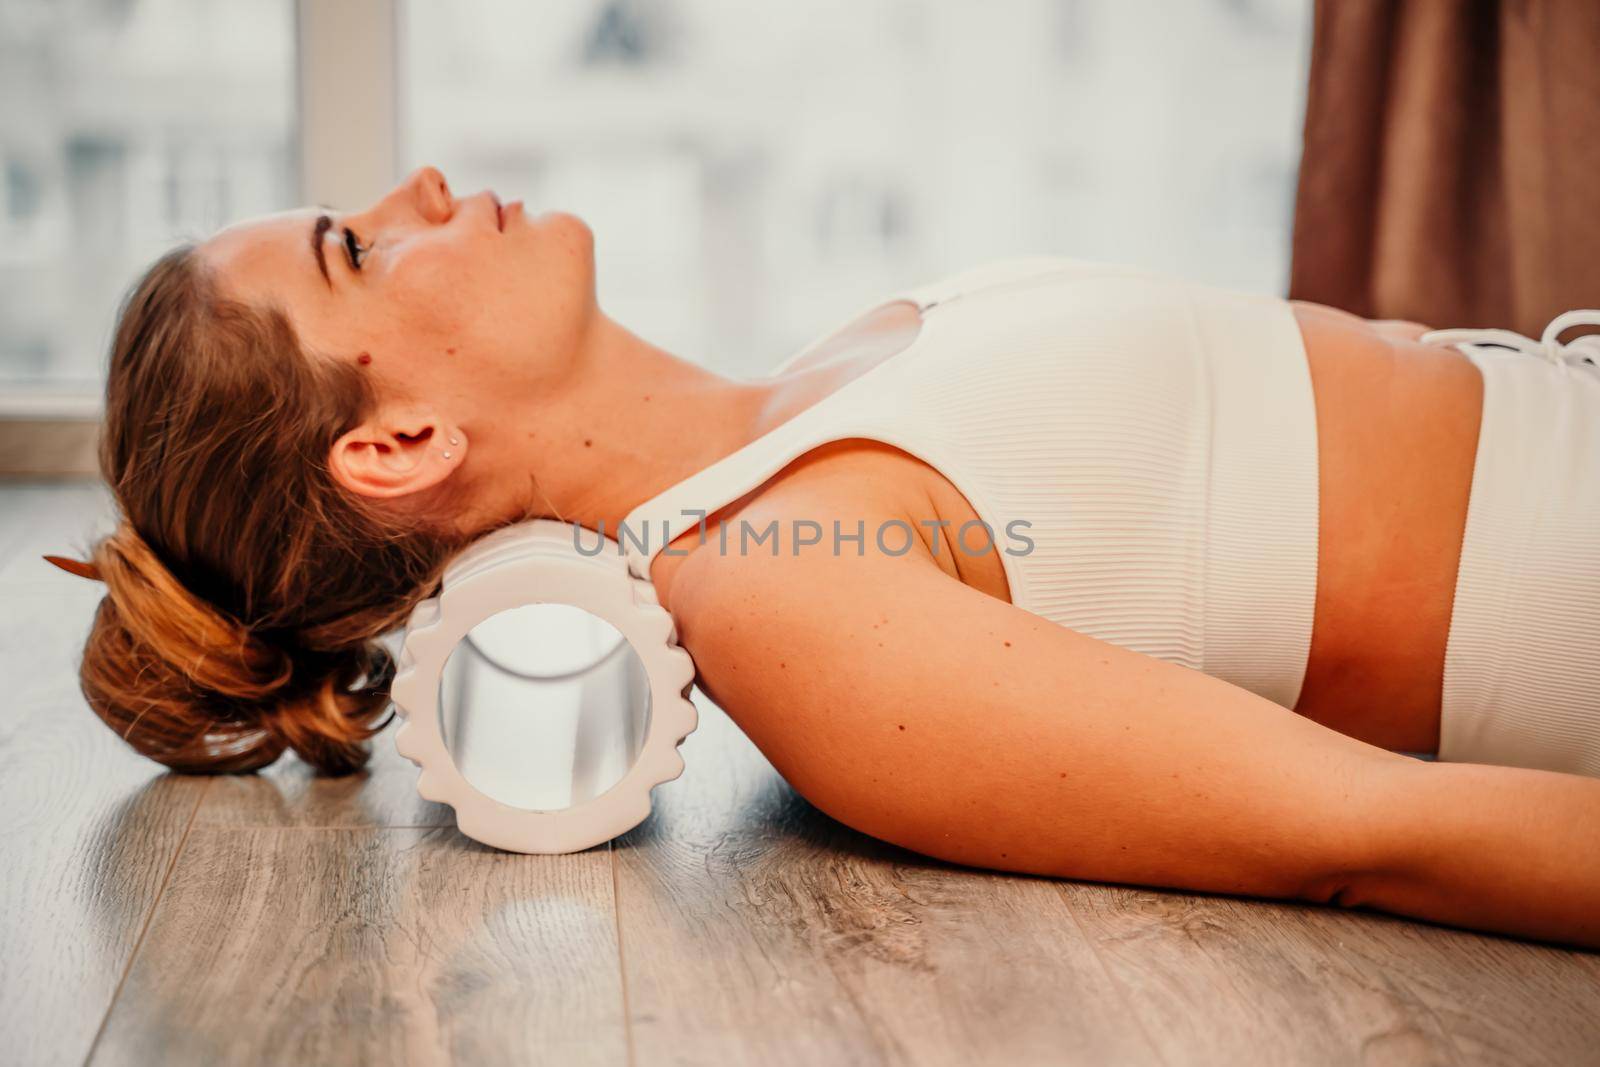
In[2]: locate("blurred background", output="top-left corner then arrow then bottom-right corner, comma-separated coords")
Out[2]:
0,0 -> 1311,421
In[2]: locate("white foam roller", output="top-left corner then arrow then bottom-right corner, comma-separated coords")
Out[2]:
389,519 -> 699,854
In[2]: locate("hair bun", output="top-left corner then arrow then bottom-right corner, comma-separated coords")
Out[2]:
77,521 -> 393,774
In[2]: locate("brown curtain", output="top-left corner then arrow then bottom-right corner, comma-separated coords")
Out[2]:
1289,0 -> 1600,335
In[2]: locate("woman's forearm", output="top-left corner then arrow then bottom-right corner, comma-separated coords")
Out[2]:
1338,761 -> 1600,948
667,518 -> 1600,950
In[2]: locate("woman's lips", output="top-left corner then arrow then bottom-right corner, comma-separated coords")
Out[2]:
484,190 -> 522,232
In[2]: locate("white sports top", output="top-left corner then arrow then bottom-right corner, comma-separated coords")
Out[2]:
621,257 -> 1321,709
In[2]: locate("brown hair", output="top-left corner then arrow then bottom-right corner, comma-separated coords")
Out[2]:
62,245 -> 501,774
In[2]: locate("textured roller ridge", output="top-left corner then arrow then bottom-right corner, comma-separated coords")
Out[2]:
388,519 -> 699,854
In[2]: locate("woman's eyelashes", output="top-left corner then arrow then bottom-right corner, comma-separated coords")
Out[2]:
342,226 -> 371,271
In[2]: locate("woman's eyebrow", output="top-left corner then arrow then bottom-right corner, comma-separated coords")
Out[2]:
311,213 -> 334,289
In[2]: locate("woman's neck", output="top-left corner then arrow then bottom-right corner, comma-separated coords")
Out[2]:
496,311 -> 778,536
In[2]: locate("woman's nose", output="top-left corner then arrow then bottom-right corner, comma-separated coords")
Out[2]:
359,166 -> 452,227
403,165 -> 453,224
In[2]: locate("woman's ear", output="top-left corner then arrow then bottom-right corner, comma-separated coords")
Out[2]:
327,406 -> 467,500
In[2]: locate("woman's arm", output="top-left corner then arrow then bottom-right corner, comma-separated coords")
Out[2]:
659,496 -> 1600,948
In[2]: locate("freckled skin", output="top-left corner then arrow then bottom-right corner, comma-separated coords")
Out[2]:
202,168 -> 595,402
647,437 -> 1600,949
195,165 -> 599,510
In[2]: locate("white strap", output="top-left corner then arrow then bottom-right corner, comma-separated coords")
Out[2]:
1423,309 -> 1600,370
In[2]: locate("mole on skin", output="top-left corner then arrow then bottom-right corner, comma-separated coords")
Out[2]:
356,352 -> 372,365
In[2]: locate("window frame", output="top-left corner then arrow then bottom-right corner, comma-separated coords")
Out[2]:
0,0 -> 400,473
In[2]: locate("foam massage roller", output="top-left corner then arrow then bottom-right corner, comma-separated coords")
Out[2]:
388,520 -> 699,854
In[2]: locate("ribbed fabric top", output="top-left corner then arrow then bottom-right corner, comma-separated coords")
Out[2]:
622,256 -> 1321,708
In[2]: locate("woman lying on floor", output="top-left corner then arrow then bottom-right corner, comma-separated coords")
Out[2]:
55,167 -> 1600,948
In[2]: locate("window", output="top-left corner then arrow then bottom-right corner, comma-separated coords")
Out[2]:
0,0 -> 295,401
401,0 -> 1312,378
1,0 -> 1312,444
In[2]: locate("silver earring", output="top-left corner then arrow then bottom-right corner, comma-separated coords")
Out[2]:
441,450 -> 453,460
448,435 -> 460,446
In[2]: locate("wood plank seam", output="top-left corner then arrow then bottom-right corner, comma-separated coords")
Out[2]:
610,841 -> 638,1067
81,777 -> 211,1066
1052,882 -> 1173,1067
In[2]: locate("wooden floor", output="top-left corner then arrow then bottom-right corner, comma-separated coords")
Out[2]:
2,480 -> 1597,1067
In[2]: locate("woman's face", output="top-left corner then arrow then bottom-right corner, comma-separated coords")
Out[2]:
200,165 -> 597,408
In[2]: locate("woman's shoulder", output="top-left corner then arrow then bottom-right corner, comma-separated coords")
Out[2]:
645,438 -> 945,613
